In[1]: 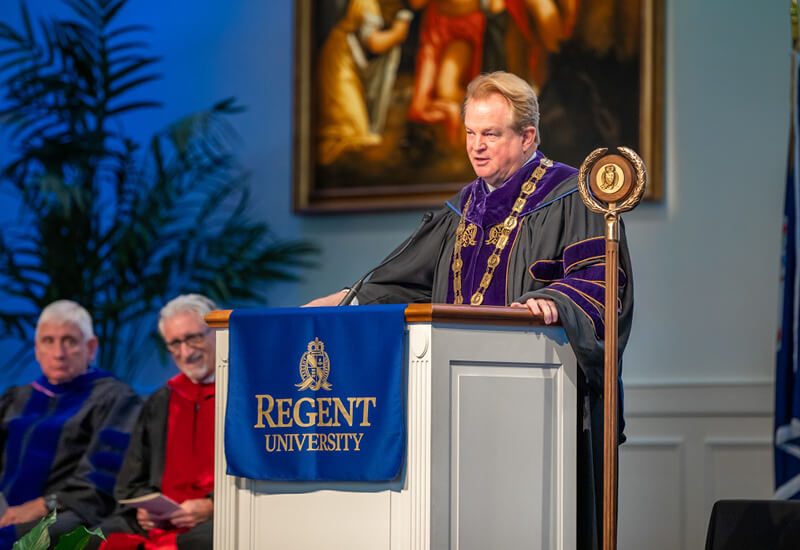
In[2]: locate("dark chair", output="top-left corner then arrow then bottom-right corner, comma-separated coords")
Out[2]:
705,499 -> 800,550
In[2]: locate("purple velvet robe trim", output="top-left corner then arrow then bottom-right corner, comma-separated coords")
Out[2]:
530,261 -> 628,288
529,258 -> 628,339
446,151 -> 578,305
563,237 -> 606,273
527,236 -> 629,338
546,283 -> 606,339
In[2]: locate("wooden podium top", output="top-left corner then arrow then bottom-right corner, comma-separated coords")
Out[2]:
205,304 -> 554,329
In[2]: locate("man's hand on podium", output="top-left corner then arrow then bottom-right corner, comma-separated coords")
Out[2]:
302,289 -> 348,308
510,298 -> 559,324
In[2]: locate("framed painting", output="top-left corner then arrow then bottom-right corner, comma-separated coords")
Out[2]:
294,0 -> 664,214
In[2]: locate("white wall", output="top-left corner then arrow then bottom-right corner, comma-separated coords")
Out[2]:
621,0 -> 790,385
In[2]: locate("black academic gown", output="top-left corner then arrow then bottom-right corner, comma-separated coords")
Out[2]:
355,153 -> 633,550
0,370 -> 141,549
88,385 -> 213,550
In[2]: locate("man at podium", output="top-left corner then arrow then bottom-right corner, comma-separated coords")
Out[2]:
307,70 -> 634,549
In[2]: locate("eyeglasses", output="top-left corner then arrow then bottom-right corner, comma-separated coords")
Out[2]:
165,329 -> 211,353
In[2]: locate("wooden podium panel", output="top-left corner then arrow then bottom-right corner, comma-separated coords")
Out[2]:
209,306 -> 577,550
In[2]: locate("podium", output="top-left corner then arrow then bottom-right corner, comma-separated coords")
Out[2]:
207,304 -> 578,550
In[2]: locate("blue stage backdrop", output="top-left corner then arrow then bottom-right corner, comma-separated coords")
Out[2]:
226,305 -> 407,481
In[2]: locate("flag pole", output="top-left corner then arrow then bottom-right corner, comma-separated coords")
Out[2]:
775,0 -> 800,500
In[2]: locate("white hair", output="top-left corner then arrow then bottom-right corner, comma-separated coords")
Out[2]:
158,294 -> 218,336
36,300 -> 95,341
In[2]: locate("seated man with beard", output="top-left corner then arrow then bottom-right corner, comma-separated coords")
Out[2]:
94,294 -> 218,550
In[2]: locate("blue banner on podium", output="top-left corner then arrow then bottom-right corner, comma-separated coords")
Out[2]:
225,305 -> 407,481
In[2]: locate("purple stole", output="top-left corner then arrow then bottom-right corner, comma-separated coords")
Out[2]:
446,151 -> 578,306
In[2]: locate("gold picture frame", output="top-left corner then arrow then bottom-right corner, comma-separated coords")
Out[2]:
294,0 -> 664,214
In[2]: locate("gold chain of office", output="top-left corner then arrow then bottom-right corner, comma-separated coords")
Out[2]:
452,157 -> 553,306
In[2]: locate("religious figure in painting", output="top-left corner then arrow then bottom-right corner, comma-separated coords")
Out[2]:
316,0 -> 413,165
406,0 -> 577,142
406,0 -> 491,142
494,0 -> 578,90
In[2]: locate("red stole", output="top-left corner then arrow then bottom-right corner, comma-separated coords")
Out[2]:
101,374 -> 214,550
161,373 -> 215,502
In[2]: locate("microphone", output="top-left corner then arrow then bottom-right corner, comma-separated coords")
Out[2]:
338,211 -> 434,306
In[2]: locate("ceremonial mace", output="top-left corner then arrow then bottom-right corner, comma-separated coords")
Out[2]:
578,148 -> 646,550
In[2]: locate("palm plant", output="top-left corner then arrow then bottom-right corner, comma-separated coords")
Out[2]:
0,0 -> 317,380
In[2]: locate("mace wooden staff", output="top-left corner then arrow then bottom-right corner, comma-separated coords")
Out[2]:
578,147 -> 646,550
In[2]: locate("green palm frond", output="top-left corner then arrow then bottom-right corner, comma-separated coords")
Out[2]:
0,0 -> 318,379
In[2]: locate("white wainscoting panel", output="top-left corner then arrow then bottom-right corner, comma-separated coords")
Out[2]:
618,383 -> 773,550
619,439 -> 685,550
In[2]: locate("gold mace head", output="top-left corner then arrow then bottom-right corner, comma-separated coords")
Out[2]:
577,147 -> 648,216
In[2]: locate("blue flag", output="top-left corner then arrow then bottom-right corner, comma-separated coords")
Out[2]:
775,50 -> 800,500
225,305 -> 407,482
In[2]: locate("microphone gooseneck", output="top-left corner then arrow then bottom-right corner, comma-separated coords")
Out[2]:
338,211 -> 434,306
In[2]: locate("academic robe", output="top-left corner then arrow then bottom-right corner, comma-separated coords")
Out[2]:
0,369 -> 141,549
354,150 -> 633,550
96,373 -> 214,550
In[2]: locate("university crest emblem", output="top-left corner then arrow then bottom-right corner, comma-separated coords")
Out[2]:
295,337 -> 333,391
